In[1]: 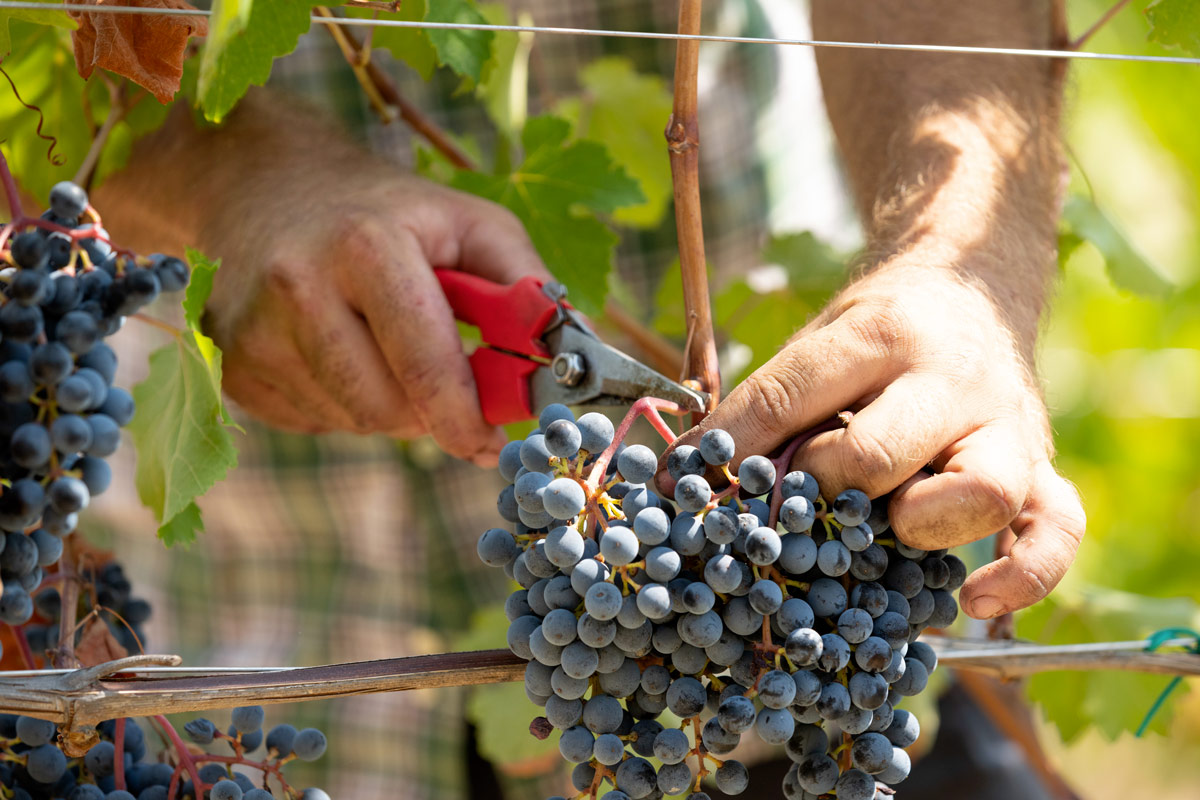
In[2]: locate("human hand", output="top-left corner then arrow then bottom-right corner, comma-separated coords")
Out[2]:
202,172 -> 551,466
661,261 -> 1085,620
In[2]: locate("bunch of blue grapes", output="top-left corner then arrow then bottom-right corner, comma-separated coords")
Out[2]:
0,707 -> 329,799
0,181 -> 190,627
477,404 -> 964,800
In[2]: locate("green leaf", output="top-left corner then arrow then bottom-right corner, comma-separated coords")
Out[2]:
458,607 -> 557,766
425,0 -> 494,83
761,231 -> 849,292
196,0 -> 328,122
0,24 -> 90,202
554,57 -> 674,228
449,115 -> 644,314
197,0 -> 255,107
345,0 -> 437,79
0,0 -> 75,56
475,3 -> 521,133
1021,587 -> 1200,741
1061,194 -> 1174,298
156,502 -> 206,549
182,247 -> 217,330
129,251 -> 240,546
1145,0 -> 1200,56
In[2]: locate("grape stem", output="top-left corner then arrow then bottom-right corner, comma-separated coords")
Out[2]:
192,753 -> 298,797
0,149 -> 24,220
765,413 -> 854,529
587,397 -> 685,491
155,714 -> 205,800
131,312 -> 185,338
7,625 -> 35,670
113,717 -> 127,791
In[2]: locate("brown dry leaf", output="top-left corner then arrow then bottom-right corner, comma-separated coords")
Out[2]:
68,0 -> 208,103
74,614 -> 129,667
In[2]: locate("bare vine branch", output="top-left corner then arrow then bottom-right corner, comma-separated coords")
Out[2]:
1070,0 -> 1132,50
315,6 -> 479,170
666,0 -> 719,413
74,77 -> 128,189
4,639 -> 1198,732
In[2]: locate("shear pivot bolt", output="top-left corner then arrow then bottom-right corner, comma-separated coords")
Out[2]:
552,352 -> 586,386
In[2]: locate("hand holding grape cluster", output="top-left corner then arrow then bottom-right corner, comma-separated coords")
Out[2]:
478,402 -> 962,800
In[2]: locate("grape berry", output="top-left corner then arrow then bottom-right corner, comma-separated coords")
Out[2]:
479,405 -> 962,800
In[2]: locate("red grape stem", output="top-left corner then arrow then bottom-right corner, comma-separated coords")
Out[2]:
113,717 -> 127,791
155,714 -> 205,800
765,413 -> 854,529
587,397 -> 685,491
0,150 -> 135,258
8,625 -> 36,670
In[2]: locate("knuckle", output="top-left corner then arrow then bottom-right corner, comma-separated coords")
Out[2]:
741,369 -> 800,433
965,469 -> 1023,530
398,355 -> 448,405
839,297 -> 914,359
838,427 -> 897,493
1015,564 -> 1052,601
332,211 -> 393,267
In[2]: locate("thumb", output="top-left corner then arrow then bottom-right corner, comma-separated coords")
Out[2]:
656,319 -> 888,490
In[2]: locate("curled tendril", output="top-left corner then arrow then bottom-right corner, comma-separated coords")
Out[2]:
0,60 -> 66,166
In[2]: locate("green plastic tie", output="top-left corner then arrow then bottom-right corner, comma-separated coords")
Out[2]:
1134,627 -> 1200,738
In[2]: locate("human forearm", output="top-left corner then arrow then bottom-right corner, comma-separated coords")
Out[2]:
812,0 -> 1066,347
93,89 -> 370,258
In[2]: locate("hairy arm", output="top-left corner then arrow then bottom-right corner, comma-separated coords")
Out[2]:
668,1 -> 1084,619
95,90 -> 550,463
813,0 -> 1066,350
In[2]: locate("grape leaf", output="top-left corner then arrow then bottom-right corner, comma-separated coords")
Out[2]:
0,0 -> 75,56
130,250 -> 240,546
0,25 -> 91,202
449,115 -> 644,314
1021,588 -> 1200,740
69,0 -> 207,104
197,0 -> 254,105
1060,194 -> 1174,298
1145,0 -> 1200,55
425,0 -> 494,83
458,607 -> 557,766
555,57 -> 674,228
475,3 -> 521,133
761,231 -> 849,293
196,0 -> 338,121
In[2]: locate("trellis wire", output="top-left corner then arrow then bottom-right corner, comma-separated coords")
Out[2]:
3,1 -> 1200,66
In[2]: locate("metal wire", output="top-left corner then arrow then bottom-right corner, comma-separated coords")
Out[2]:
4,1 -> 1200,67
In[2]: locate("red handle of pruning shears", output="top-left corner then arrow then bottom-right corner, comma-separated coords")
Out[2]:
435,269 -> 563,426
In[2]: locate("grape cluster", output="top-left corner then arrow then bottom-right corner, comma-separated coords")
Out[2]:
0,707 -> 329,800
0,181 -> 190,627
25,560 -> 154,658
477,404 -> 963,800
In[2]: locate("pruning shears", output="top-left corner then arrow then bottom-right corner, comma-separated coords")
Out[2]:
435,269 -> 708,425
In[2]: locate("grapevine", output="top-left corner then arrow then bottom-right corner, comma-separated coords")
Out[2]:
478,399 -> 962,800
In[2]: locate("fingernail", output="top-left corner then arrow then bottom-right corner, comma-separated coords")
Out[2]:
969,595 -> 1006,619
